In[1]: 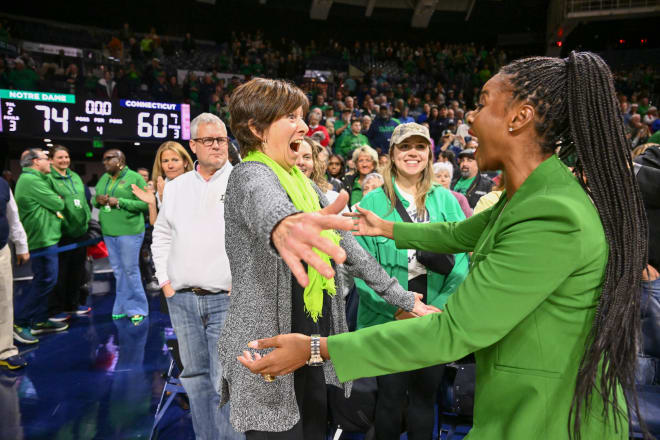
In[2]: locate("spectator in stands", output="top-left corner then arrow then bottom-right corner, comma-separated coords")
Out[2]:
152,113 -> 243,440
295,137 -> 342,205
334,108 -> 352,139
0,176 -> 29,369
643,106 -> 657,127
96,70 -> 118,100
92,149 -> 149,324
354,123 -> 468,440
47,145 -> 92,320
182,32 -> 196,53
630,114 -> 651,148
223,77 -> 425,439
432,161 -> 472,218
334,118 -> 369,159
343,145 -> 378,207
361,172 -> 384,197
9,58 -> 38,90
361,114 -> 372,134
14,149 -> 66,339
451,148 -> 494,208
326,153 -> 346,183
136,168 -> 150,185
367,105 -> 399,154
0,58 -> 9,89
306,109 -> 330,147
151,72 -> 170,101
415,103 -> 431,124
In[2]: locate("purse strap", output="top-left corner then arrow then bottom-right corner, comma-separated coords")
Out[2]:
393,192 -> 414,223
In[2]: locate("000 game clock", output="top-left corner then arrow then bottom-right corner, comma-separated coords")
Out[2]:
0,89 -> 191,141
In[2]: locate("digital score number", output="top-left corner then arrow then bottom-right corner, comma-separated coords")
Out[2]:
0,89 -> 191,141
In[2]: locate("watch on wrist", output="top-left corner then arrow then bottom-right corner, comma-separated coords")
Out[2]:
307,334 -> 324,367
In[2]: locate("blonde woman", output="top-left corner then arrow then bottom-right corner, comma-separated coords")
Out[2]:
351,123 -> 469,439
132,141 -> 193,225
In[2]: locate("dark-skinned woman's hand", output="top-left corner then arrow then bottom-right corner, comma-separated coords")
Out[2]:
344,205 -> 394,239
272,191 -> 354,287
237,334 -> 311,378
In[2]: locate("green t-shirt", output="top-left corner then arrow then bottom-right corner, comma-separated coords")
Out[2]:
648,130 -> 660,144
453,176 -> 476,194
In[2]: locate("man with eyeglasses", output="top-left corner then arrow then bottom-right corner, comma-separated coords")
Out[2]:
152,113 -> 243,440
14,149 -> 67,341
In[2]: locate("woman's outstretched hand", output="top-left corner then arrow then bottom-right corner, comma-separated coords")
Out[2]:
344,205 -> 395,239
237,333 -> 313,378
271,191 -> 354,287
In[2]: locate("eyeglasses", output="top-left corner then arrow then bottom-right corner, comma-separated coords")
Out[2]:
102,155 -> 119,162
396,143 -> 429,152
193,137 -> 229,147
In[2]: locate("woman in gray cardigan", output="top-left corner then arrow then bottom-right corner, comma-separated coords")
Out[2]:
219,78 -> 433,439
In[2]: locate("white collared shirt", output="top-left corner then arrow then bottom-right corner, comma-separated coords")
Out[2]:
151,162 -> 233,292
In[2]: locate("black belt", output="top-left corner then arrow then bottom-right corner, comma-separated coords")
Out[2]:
185,287 -> 229,296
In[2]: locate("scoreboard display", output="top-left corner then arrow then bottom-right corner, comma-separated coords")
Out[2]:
0,89 -> 191,141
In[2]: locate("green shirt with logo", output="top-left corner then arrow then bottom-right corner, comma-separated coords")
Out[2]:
92,167 -> 149,237
48,167 -> 91,239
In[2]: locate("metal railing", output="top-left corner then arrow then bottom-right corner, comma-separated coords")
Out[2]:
565,0 -> 660,14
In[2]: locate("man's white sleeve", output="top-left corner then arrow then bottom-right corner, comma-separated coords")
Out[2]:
7,191 -> 28,254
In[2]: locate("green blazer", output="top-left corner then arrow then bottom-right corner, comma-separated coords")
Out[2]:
355,184 -> 469,328
328,155 -> 627,439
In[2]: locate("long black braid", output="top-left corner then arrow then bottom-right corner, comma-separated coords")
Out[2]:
501,52 -> 649,439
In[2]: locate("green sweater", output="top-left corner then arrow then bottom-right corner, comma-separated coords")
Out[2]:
329,155 -> 626,439
92,167 -> 148,237
48,167 -> 91,239
15,168 -> 64,250
355,184 -> 469,328
334,132 -> 369,159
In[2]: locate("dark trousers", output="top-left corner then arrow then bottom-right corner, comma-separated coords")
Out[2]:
246,365 -> 327,440
49,236 -> 87,314
14,246 -> 58,326
374,364 -> 445,440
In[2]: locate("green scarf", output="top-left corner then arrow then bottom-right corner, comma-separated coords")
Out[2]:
244,150 -> 341,322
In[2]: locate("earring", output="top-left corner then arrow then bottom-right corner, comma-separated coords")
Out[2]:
508,127 -> 513,132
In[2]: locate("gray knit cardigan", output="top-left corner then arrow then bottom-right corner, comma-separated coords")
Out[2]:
218,161 -> 415,433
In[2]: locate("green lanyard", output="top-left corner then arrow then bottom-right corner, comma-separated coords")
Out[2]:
104,168 -> 127,197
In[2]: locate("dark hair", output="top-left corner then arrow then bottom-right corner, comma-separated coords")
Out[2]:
501,52 -> 649,439
51,144 -> 70,155
327,154 -> 345,180
228,78 -> 309,156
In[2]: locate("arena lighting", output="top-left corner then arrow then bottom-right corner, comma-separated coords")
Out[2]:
43,138 -> 51,142
619,39 -> 625,44
46,143 -> 53,147
134,142 -> 140,146
557,41 -> 563,47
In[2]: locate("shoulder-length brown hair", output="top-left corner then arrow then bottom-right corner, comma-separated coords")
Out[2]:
302,136 -> 332,192
381,137 -> 436,217
152,141 -> 194,180
228,78 -> 309,156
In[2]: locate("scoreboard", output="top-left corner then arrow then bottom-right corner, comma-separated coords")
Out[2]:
0,89 -> 191,141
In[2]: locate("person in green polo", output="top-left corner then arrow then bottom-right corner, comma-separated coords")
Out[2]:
48,145 -> 92,319
334,118 -> 369,160
355,123 -> 469,439
14,148 -> 67,337
237,53 -> 650,439
92,149 -> 149,324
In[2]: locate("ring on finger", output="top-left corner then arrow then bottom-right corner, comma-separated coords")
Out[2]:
263,373 -> 275,382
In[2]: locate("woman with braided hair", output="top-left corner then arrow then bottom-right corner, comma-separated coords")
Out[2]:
237,51 -> 650,439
